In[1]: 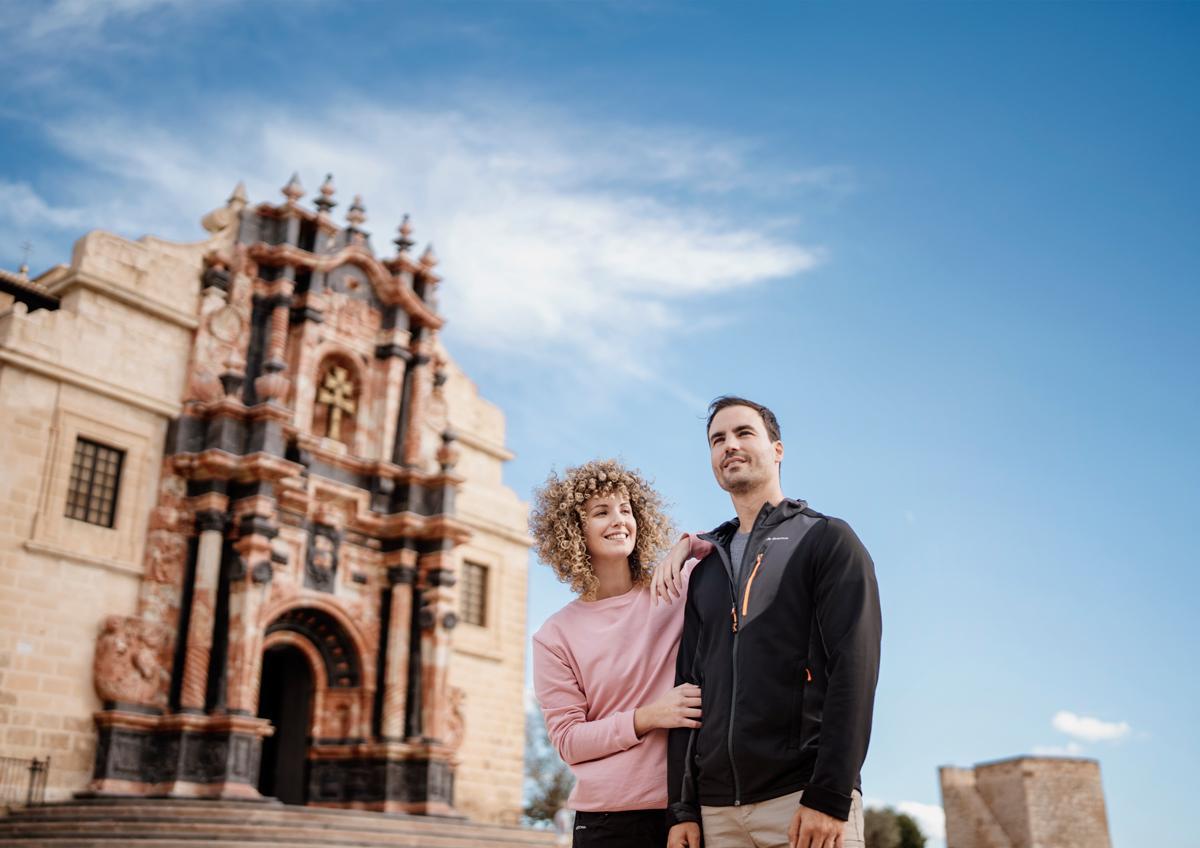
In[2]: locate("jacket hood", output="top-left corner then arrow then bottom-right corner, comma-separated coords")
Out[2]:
706,497 -> 809,543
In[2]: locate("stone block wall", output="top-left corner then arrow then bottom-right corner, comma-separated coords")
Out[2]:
940,756 -> 1112,848
445,362 -> 531,825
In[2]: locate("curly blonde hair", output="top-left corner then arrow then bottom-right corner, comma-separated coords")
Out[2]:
530,459 -> 674,601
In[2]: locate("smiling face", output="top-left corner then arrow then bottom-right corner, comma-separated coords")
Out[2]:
581,490 -> 638,566
708,404 -> 784,495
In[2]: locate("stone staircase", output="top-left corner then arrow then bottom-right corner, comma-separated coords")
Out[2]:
0,798 -> 560,847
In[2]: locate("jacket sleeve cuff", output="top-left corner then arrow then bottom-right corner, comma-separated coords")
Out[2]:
685,532 -> 714,561
667,803 -> 701,827
800,784 -> 852,821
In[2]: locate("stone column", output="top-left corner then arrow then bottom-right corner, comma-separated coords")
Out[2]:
373,329 -> 411,467
179,499 -> 228,712
224,497 -> 278,714
254,281 -> 293,405
399,338 -> 432,468
380,552 -> 417,741
417,548 -> 458,743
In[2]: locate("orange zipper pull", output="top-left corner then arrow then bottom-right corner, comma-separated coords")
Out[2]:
741,552 -> 765,616
730,605 -> 738,633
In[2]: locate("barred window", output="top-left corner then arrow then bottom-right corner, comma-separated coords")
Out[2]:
65,438 -> 124,528
460,562 -> 489,627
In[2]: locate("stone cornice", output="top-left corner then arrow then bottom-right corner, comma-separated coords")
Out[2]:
456,512 -> 534,548
247,242 -> 444,329
41,269 -> 200,331
288,430 -> 466,488
23,539 -> 143,579
171,449 -> 304,483
0,348 -> 181,417
453,429 -> 515,463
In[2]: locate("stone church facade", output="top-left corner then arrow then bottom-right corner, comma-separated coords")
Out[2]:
0,176 -> 530,822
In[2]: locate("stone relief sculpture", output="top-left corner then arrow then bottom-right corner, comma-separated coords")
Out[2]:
93,616 -> 170,709
444,685 -> 466,752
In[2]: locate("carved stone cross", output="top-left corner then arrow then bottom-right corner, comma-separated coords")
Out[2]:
317,365 -> 357,441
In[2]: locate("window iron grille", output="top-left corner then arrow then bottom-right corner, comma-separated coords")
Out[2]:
461,561 -> 489,627
65,437 -> 124,528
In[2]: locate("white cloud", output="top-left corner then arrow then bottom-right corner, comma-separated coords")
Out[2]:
897,800 -> 946,841
8,96 -> 825,386
864,797 -> 946,847
1032,741 -> 1086,756
1052,710 -> 1131,743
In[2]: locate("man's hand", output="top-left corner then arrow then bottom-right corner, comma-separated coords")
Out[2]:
651,535 -> 692,606
668,822 -> 702,848
633,683 -> 701,736
788,804 -> 843,848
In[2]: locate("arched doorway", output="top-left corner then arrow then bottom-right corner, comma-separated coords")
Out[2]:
256,644 -> 314,805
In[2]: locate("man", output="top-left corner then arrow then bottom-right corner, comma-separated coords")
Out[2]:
666,396 -> 881,848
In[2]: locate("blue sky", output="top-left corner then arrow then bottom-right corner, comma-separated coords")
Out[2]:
3,2 -> 1198,845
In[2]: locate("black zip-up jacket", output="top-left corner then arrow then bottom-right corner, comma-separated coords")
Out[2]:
667,499 -> 881,825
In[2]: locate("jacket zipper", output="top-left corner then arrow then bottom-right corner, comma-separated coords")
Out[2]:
727,546 -> 766,806
741,552 -> 764,616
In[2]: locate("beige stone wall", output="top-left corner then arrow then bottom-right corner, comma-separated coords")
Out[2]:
444,359 -> 530,825
940,757 -> 1112,848
1020,759 -> 1111,848
974,759 -> 1031,846
0,231 -> 202,800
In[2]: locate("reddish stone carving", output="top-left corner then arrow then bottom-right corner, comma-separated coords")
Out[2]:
445,686 -> 466,752
93,616 -> 171,708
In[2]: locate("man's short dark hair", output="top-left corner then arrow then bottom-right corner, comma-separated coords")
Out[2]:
706,396 -> 782,443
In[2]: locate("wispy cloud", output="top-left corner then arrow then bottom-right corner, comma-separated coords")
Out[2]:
6,94 -> 827,388
4,0 -> 228,42
1052,710 -> 1131,743
0,179 -> 93,232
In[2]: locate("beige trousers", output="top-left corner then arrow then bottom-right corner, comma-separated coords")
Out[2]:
700,789 -> 865,848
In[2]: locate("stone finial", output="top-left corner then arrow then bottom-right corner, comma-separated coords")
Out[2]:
315,173 -> 337,214
419,244 -> 438,268
282,172 -> 305,203
228,181 -> 248,207
347,195 -> 367,229
393,214 -> 415,253
202,185 -> 242,233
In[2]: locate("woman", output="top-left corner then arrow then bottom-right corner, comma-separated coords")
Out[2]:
531,459 -> 711,848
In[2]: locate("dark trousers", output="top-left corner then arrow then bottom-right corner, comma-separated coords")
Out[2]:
572,809 -> 668,847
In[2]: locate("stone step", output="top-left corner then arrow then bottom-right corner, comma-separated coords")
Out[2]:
0,820 -> 552,844
0,842 -> 416,848
3,810 -> 543,839
0,800 -> 558,847
0,822 -> 549,845
4,800 -> 550,832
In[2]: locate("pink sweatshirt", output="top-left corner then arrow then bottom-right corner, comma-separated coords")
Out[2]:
532,537 -> 711,812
